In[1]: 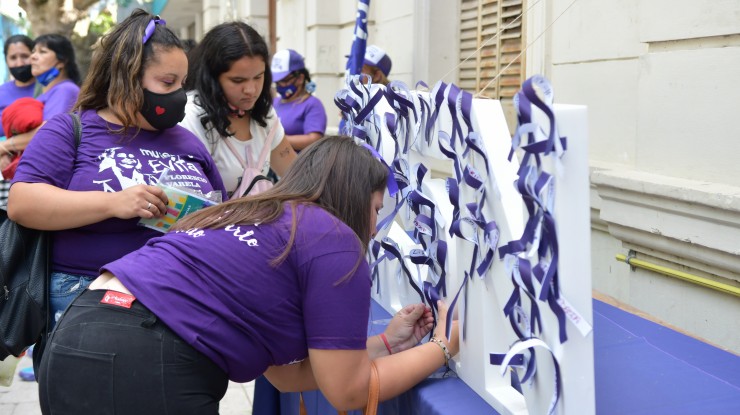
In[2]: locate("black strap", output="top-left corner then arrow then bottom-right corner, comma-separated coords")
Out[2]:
70,112 -> 82,148
241,174 -> 270,198
32,112 -> 82,372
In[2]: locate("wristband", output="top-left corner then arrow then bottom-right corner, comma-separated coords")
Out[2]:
379,333 -> 393,355
429,336 -> 451,365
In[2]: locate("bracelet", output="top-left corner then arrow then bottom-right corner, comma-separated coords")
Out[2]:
429,336 -> 451,366
379,333 -> 393,355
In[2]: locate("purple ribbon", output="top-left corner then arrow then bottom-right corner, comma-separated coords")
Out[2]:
142,17 -> 166,44
379,237 -> 425,303
497,76 -> 569,344
410,241 -> 448,334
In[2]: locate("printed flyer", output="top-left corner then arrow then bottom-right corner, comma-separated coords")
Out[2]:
138,169 -> 220,232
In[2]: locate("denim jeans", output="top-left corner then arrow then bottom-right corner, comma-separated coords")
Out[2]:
38,289 -> 228,415
49,272 -> 95,329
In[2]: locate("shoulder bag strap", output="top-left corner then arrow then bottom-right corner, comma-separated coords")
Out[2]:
222,119 -> 279,171
223,138 -> 247,170
229,120 -> 280,198
301,360 -> 379,415
361,361 -> 380,415
254,119 -> 279,172
71,112 -> 82,148
58,112 -> 83,191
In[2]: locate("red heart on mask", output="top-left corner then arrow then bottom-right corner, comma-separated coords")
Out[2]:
155,106 -> 166,115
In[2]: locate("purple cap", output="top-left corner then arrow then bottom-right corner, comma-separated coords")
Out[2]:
271,49 -> 305,82
363,45 -> 392,76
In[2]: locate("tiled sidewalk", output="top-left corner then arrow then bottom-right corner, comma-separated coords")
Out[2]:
0,353 -> 255,415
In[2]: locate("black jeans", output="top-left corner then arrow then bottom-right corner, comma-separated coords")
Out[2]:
38,289 -> 228,415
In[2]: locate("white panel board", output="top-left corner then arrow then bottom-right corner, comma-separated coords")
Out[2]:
341,78 -> 593,415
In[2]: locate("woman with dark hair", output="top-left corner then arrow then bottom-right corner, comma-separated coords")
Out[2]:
0,34 -> 35,204
0,34 -> 81,155
8,8 -> 226,350
0,35 -> 35,140
32,34 -> 80,119
271,49 -> 327,151
38,136 -> 459,415
181,21 -> 297,199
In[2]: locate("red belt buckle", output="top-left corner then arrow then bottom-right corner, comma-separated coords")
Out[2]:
100,290 -> 136,308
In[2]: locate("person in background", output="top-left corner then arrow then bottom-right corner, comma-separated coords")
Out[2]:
37,136 -> 459,415
271,49 -> 327,152
338,44 -> 393,134
0,35 -> 35,141
181,22 -> 296,199
7,9 -> 226,375
361,44 -> 392,86
0,34 -> 35,205
32,34 -> 81,119
0,34 -> 81,156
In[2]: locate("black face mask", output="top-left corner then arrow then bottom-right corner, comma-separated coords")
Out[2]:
9,65 -> 33,83
141,88 -> 187,130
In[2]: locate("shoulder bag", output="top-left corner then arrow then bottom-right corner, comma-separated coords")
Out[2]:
0,113 -> 81,360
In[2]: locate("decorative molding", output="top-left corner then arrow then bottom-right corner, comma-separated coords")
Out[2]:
591,166 -> 740,284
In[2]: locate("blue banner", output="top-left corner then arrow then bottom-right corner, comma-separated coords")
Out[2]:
346,0 -> 370,75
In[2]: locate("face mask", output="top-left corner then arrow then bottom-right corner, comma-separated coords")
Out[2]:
36,67 -> 60,86
9,65 -> 33,83
276,83 -> 298,99
141,88 -> 187,130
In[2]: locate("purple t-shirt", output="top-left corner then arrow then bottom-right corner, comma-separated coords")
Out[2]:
272,95 -> 327,136
104,203 -> 371,382
12,109 -> 227,276
0,80 -> 35,137
36,79 -> 79,120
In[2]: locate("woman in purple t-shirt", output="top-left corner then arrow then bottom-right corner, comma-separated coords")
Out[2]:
0,35 -> 36,142
0,35 -> 36,204
2,34 -> 81,155
38,136 -> 460,415
271,49 -> 328,151
8,9 -> 226,362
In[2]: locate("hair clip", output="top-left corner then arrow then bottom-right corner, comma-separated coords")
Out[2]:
143,16 -> 167,44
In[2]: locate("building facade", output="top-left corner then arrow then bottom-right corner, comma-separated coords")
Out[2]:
151,0 -> 740,353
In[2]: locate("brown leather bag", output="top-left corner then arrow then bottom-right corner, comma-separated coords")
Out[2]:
299,361 -> 379,415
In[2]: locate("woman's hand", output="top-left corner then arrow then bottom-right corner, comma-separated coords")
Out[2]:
0,153 -> 12,171
110,184 -> 169,219
384,303 -> 434,354
432,300 -> 460,358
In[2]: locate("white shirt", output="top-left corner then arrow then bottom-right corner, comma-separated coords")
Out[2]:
180,91 -> 285,197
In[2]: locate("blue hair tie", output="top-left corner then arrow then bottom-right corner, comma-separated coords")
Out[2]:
143,17 -> 167,44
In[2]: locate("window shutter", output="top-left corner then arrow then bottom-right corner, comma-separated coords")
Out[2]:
459,0 -> 525,132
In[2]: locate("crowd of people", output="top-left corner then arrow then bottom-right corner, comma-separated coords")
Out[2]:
1,8 -> 450,415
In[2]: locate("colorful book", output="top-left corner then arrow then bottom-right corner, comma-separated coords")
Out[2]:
138,184 -> 218,232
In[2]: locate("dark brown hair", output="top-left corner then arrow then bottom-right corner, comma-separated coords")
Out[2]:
74,9 -> 182,132
172,135 -> 388,264
34,34 -> 80,85
185,21 -> 273,138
